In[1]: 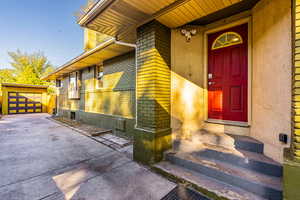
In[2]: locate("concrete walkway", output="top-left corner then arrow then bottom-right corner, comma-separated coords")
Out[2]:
0,114 -> 175,200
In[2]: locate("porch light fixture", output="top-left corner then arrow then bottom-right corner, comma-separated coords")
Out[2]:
181,29 -> 197,42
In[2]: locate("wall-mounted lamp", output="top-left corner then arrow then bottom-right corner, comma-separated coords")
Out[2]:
181,29 -> 197,42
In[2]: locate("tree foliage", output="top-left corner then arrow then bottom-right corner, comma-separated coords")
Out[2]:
0,69 -> 16,84
8,50 -> 54,85
0,50 -> 55,93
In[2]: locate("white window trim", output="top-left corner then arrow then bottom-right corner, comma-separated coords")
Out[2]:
68,71 -> 80,99
95,65 -> 104,89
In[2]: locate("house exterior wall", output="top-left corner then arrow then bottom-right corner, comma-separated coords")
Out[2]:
57,51 -> 136,138
134,20 -> 172,164
251,0 -> 292,163
171,26 -> 205,139
171,0 -> 292,162
294,0 -> 300,161
171,12 -> 251,139
83,28 -> 111,51
135,20 -> 171,131
284,1 -> 300,199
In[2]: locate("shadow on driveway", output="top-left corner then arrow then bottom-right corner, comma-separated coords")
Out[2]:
0,114 -> 175,200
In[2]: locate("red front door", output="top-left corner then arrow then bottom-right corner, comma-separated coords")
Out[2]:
208,24 -> 248,122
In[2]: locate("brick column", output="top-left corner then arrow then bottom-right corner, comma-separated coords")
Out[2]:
293,0 -> 300,161
133,20 -> 172,164
283,1 -> 300,199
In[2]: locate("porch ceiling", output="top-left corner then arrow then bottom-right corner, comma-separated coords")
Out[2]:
43,38 -> 135,80
78,0 -> 243,40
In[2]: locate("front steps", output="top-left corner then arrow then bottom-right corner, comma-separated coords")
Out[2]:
154,135 -> 282,200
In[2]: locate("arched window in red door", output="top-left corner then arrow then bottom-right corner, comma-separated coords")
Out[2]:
212,32 -> 243,50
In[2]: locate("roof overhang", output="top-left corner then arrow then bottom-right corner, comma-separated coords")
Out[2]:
78,0 -> 116,27
1,83 -> 48,89
43,38 -> 136,80
77,0 -> 258,41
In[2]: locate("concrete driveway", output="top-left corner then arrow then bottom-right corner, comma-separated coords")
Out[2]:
0,114 -> 175,200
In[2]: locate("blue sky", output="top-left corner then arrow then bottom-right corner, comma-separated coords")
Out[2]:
0,0 -> 86,69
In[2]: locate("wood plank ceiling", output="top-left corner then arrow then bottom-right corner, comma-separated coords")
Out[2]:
85,0 -> 242,40
157,0 -> 242,27
46,0 -> 244,80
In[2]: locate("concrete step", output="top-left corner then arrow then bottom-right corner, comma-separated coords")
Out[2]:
90,129 -> 113,137
174,131 -> 264,154
161,186 -> 211,200
154,161 -> 267,200
165,152 -> 282,200
192,145 -> 282,177
229,134 -> 264,154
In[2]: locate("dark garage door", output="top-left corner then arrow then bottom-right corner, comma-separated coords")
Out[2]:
8,92 -> 42,114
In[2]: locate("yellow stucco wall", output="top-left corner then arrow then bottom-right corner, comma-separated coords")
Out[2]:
171,0 -> 291,162
1,85 -> 50,115
171,12 -> 250,138
171,27 -> 205,138
251,0 -> 292,162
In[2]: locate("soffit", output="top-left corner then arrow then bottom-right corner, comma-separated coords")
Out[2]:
83,0 -> 243,40
43,39 -> 135,80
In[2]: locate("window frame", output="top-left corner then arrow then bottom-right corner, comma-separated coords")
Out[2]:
95,65 -> 104,89
212,31 -> 243,50
68,71 -> 80,99
56,79 -> 62,88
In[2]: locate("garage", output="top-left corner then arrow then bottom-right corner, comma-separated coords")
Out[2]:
1,83 -> 53,115
8,92 -> 42,114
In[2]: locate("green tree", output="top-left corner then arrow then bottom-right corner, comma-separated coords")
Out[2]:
7,50 -> 55,93
8,50 -> 54,85
0,69 -> 16,83
0,68 -> 16,94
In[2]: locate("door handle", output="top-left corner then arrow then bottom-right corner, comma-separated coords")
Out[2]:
208,82 -> 215,86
